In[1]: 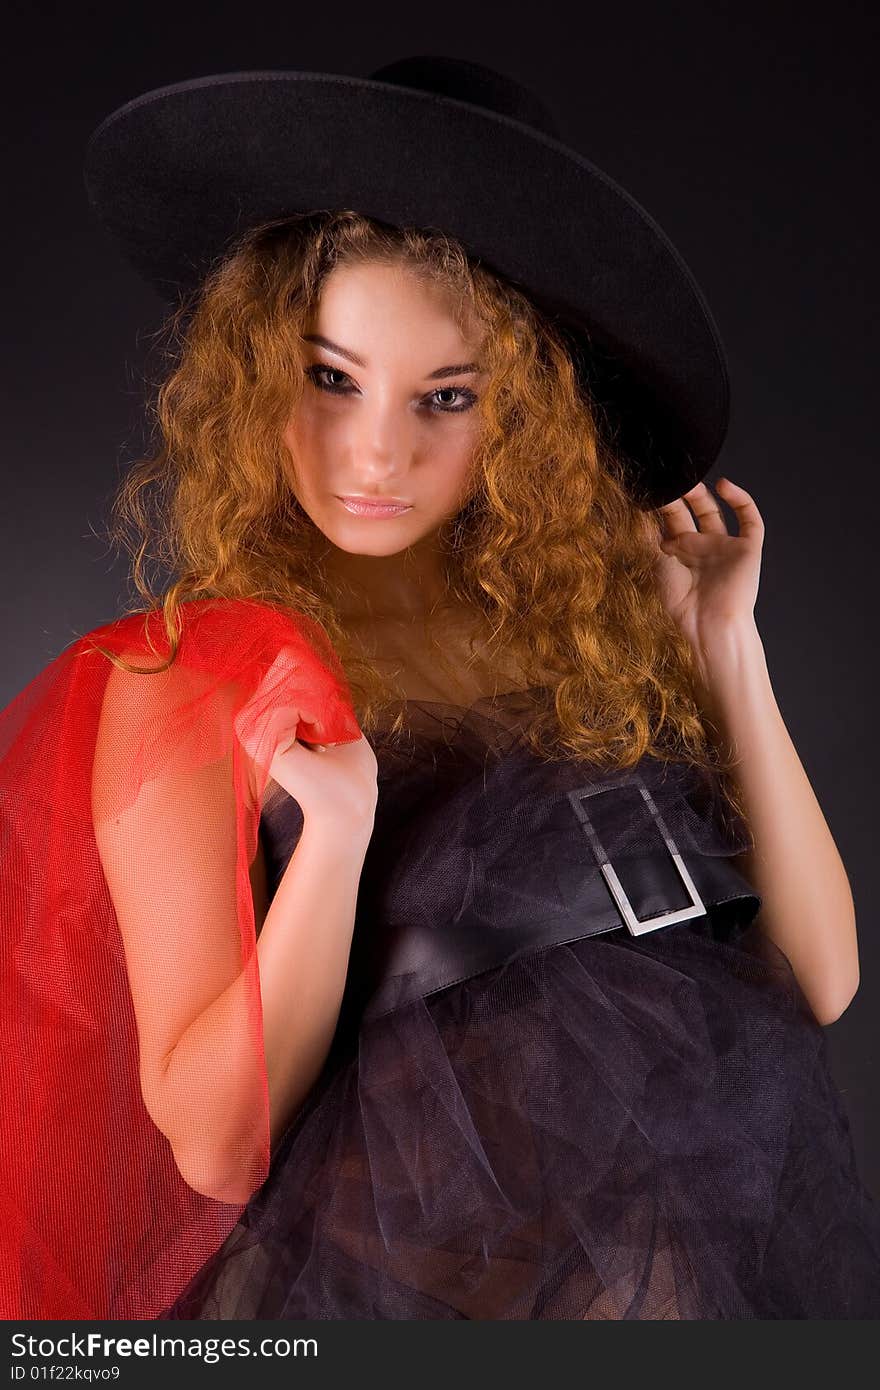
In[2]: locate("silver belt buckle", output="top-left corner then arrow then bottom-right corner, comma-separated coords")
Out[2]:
567,772 -> 706,936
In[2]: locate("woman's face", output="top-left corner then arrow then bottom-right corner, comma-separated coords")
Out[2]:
282,260 -> 487,556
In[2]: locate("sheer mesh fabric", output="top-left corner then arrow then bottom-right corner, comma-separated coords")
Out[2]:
0,597 -> 362,1318
161,693 -> 880,1319
4,599 -> 878,1320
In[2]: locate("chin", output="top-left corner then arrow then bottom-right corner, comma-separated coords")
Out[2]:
331,527 -> 424,556
321,509 -> 441,554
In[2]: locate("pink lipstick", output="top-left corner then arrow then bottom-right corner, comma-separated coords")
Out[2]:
337,496 -> 413,518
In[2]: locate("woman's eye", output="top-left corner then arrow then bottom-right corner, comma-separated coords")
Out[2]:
428,386 -> 478,414
306,364 -> 353,394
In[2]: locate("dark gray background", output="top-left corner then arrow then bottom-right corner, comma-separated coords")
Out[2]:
3,0 -> 878,1194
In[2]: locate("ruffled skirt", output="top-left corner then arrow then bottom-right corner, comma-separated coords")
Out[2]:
160,916 -> 880,1319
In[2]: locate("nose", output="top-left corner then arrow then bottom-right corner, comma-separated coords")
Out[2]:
345,391 -> 413,486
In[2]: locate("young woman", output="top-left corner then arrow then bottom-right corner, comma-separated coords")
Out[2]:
2,56 -> 878,1321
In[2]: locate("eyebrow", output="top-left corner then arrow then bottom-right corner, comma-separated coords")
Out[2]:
302,334 -> 480,379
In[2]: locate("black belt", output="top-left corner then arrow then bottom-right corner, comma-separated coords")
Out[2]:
345,770 -> 762,1024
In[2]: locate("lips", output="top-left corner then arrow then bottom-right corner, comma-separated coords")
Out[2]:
337,496 -> 413,518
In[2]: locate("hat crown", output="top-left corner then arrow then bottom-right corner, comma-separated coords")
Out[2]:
368,55 -> 563,141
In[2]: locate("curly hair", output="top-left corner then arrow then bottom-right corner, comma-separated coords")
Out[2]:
87,208 -> 747,825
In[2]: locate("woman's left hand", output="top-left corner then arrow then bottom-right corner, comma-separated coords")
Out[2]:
645,477 -> 765,668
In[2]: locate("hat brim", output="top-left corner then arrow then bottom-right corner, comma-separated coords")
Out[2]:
83,69 -> 730,507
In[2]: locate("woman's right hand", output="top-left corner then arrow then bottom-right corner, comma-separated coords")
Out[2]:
267,731 -> 378,835
234,647 -> 378,834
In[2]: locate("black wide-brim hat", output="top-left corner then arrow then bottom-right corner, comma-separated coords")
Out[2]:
83,54 -> 730,509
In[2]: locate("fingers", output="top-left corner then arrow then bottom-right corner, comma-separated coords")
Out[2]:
714,476 -> 765,541
658,480 -> 728,537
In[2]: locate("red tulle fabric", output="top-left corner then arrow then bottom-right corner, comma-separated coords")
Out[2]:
0,597 -> 362,1319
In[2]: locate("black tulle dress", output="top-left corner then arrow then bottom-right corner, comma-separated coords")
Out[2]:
160,688 -> 880,1319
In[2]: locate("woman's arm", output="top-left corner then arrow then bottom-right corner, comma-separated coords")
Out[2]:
693,618 -> 859,1027
156,818 -> 372,1202
93,659 -> 372,1205
650,476 -> 859,1027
